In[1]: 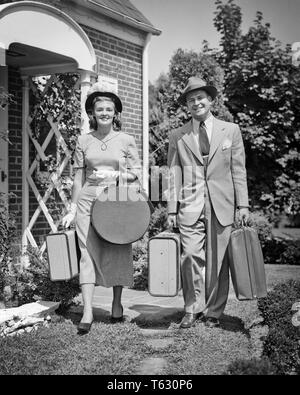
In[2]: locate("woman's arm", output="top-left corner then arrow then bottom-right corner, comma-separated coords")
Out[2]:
62,168 -> 85,227
70,168 -> 85,204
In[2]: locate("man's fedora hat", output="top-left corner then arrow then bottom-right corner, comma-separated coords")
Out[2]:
178,76 -> 218,105
85,82 -> 123,114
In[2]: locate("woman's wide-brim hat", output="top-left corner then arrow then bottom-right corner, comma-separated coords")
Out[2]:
85,82 -> 123,114
178,76 -> 218,105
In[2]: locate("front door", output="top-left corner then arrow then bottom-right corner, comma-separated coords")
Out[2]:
0,66 -> 8,196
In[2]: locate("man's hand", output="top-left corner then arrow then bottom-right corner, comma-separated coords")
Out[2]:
237,207 -> 250,226
167,214 -> 177,229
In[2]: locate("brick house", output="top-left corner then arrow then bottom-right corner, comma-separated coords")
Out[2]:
0,0 -> 161,257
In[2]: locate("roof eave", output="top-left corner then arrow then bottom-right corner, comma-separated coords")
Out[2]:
86,0 -> 161,36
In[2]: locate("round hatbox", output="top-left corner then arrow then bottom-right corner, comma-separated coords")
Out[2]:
91,185 -> 153,244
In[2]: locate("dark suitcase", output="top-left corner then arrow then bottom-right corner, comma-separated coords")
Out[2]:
46,230 -> 80,281
227,226 -> 267,300
148,231 -> 181,297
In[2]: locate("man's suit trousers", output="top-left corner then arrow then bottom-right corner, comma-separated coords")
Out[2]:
179,185 -> 232,318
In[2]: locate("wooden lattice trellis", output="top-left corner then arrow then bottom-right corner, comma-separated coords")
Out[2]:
23,75 -> 78,255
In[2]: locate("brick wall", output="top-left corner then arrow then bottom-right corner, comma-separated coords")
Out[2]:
82,25 -> 144,154
8,67 -> 23,234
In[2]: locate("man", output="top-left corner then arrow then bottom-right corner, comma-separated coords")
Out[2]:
167,76 -> 249,329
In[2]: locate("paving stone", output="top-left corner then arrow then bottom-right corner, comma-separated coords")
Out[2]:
136,357 -> 167,375
145,338 -> 174,350
139,328 -> 174,337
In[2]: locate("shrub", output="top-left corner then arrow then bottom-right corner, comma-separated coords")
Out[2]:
0,192 -> 17,300
280,240 -> 300,265
148,203 -> 168,238
262,238 -> 300,265
132,235 -> 148,290
258,280 -> 300,375
10,246 -> 81,312
248,211 -> 273,250
224,357 -> 276,375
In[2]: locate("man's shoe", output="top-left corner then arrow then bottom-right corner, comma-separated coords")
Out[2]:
204,317 -> 220,328
179,313 -> 198,329
195,312 -> 205,321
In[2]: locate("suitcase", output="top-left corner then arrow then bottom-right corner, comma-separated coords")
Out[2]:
46,230 -> 80,281
91,184 -> 154,244
148,231 -> 181,297
227,226 -> 267,300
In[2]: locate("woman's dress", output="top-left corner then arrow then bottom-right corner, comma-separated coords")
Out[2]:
73,130 -> 141,287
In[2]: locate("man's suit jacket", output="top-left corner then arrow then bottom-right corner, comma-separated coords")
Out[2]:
167,117 -> 249,227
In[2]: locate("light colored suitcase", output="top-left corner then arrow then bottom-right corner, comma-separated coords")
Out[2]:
148,231 -> 181,297
46,230 -> 80,281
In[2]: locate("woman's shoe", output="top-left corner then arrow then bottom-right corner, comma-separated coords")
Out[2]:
77,320 -> 93,334
110,305 -> 124,323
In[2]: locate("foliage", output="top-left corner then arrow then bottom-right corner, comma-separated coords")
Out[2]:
9,246 -> 81,312
132,235 -> 148,290
213,0 -> 300,219
262,238 -> 300,265
0,192 -> 17,299
247,210 -> 273,249
258,279 -> 300,375
224,357 -> 276,375
30,74 -> 81,166
0,86 -> 14,142
148,203 -> 168,237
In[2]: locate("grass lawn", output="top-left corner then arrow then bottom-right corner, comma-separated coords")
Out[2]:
0,317 -> 148,375
0,264 -> 299,375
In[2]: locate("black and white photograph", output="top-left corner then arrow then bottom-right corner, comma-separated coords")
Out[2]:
0,0 -> 299,380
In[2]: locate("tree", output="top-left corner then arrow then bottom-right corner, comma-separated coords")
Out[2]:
213,0 -> 300,222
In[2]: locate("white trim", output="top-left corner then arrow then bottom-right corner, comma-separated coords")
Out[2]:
79,70 -> 92,135
21,76 -> 30,267
0,1 -> 96,73
20,62 -> 78,77
142,33 -> 152,194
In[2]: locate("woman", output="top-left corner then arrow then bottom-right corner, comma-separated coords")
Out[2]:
62,82 -> 141,333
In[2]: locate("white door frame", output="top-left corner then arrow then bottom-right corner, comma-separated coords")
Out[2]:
0,66 -> 8,196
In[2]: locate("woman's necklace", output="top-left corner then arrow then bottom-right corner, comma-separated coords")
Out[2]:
94,132 -> 120,151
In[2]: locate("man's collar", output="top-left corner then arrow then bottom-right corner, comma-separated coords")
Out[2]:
192,114 -> 213,132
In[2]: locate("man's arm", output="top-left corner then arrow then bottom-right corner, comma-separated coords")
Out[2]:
231,125 -> 250,224
167,131 -> 182,228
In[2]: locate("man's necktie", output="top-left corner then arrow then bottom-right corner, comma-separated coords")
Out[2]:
199,121 -> 210,156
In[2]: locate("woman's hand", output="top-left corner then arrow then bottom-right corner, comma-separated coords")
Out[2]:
92,169 -> 119,182
62,202 -> 77,228
167,214 -> 177,229
62,212 -> 76,228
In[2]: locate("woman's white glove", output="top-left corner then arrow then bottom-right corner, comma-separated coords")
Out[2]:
62,203 -> 77,228
92,169 -> 119,183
